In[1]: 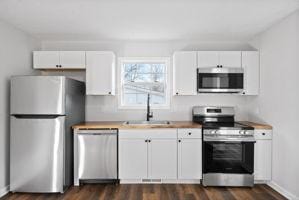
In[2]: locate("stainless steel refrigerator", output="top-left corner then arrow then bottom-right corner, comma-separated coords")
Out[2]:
10,76 -> 85,193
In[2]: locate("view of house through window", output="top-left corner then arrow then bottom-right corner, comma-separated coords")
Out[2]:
120,58 -> 169,108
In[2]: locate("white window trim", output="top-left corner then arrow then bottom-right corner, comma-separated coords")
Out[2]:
118,57 -> 171,109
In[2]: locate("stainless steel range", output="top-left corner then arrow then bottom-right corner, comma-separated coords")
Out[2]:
192,106 -> 255,187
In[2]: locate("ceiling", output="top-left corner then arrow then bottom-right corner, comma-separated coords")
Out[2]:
0,0 -> 298,41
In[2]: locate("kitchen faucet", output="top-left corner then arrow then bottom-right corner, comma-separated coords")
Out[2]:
146,93 -> 153,121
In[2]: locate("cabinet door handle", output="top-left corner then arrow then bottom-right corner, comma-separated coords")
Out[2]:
178,140 -> 181,143
148,140 -> 151,143
176,92 -> 179,95
262,133 -> 266,136
56,65 -> 59,68
145,140 -> 148,142
108,92 -> 111,94
188,132 -> 192,135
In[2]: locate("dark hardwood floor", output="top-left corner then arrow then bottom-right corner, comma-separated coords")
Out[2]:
1,184 -> 287,200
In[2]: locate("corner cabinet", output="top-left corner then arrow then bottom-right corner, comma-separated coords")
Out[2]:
173,51 -> 197,96
33,51 -> 86,69
254,129 -> 272,182
86,51 -> 116,95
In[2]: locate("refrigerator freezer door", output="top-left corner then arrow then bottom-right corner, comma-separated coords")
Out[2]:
10,76 -> 65,115
10,116 -> 65,193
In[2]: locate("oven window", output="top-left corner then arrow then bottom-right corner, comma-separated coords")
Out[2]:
198,73 -> 243,89
203,141 -> 254,174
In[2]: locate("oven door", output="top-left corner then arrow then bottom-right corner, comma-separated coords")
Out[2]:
203,140 -> 254,174
197,68 -> 244,93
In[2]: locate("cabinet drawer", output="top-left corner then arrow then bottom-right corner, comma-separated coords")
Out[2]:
178,129 -> 202,139
119,129 -> 177,139
254,130 -> 272,140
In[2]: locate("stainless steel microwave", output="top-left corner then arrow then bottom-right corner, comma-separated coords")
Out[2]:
197,67 -> 244,93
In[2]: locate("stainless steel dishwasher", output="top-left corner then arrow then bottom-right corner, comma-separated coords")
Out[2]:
74,129 -> 118,185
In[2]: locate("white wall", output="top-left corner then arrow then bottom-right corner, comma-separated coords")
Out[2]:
0,20 -> 40,196
249,11 -> 299,199
42,40 -> 255,121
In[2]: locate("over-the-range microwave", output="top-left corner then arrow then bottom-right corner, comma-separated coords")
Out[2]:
197,67 -> 244,93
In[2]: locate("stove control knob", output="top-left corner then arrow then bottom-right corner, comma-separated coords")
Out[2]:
239,130 -> 244,134
211,130 -> 217,134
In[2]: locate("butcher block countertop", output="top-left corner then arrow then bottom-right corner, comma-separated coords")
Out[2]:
72,121 -> 272,130
238,121 -> 272,130
72,121 -> 202,130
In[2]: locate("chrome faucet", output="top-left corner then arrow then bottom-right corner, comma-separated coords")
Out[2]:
146,93 -> 153,121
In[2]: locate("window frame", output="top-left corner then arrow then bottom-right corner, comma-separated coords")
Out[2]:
118,57 -> 171,109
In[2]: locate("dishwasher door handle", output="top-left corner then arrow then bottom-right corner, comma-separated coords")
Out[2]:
77,132 -> 117,136
76,129 -> 118,135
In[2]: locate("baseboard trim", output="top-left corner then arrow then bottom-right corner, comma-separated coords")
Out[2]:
268,181 -> 299,200
0,185 -> 9,198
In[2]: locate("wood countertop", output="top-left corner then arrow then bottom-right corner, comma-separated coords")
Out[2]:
72,121 -> 202,130
237,121 -> 272,130
72,121 -> 271,131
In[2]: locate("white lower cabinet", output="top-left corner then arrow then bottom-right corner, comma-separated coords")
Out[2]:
178,139 -> 202,179
177,128 -> 202,180
254,129 -> 272,181
149,139 -> 177,179
118,129 -> 177,181
119,128 -> 202,183
119,139 -> 148,179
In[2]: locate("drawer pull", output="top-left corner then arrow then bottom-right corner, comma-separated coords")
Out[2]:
262,133 -> 266,136
188,132 -> 192,135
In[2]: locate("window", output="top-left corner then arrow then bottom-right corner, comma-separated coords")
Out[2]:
119,57 -> 170,108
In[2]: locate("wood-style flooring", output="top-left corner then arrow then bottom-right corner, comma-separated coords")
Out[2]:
1,184 -> 287,200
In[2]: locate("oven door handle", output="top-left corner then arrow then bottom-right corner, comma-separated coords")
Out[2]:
221,141 -> 256,144
203,137 -> 256,143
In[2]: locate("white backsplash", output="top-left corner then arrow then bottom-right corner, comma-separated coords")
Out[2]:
86,94 -> 252,121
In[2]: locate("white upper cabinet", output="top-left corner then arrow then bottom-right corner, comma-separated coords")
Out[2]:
86,51 -> 115,95
59,51 -> 86,69
33,51 -> 60,69
173,50 -> 259,96
173,51 -> 197,96
197,51 -> 219,68
197,51 -> 242,68
33,51 -> 86,69
242,51 -> 260,95
218,51 -> 242,68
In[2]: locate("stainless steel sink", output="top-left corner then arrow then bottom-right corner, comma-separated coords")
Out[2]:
123,120 -> 171,125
